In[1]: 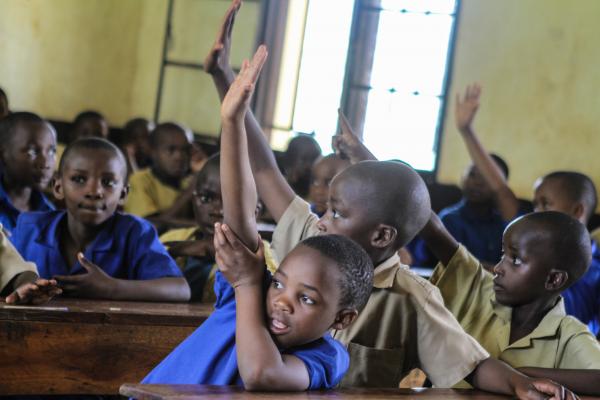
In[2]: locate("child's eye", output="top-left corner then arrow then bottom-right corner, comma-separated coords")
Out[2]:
300,294 -> 315,305
26,148 -> 38,158
101,178 -> 118,187
271,279 -> 283,289
71,175 -> 86,184
332,209 -> 341,219
48,147 -> 57,157
512,256 -> 523,266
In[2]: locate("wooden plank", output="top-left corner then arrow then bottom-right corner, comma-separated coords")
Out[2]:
119,384 -> 515,400
0,299 -> 212,395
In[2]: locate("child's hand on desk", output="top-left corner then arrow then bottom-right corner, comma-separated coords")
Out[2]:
333,109 -> 377,164
5,278 -> 62,305
164,238 -> 215,259
53,253 -> 116,298
516,378 -> 578,400
214,223 -> 265,289
204,0 -> 241,76
455,83 -> 481,135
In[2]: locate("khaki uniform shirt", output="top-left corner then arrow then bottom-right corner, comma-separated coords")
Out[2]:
124,168 -> 185,217
431,245 -> 600,370
0,226 -> 37,292
271,196 -> 489,388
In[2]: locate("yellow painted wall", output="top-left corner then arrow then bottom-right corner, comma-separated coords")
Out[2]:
0,0 -> 258,134
438,0 -> 600,204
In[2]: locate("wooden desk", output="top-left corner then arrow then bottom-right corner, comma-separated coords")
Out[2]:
119,384 -> 516,399
0,298 -> 212,395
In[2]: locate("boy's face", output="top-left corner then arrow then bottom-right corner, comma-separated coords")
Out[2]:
192,167 -> 222,236
74,117 -> 109,140
55,149 -> 127,227
152,130 -> 191,180
309,157 -> 349,216
461,164 -> 494,204
316,174 -> 378,252
492,219 -> 554,306
533,177 -> 579,219
2,121 -> 56,190
266,245 -> 346,349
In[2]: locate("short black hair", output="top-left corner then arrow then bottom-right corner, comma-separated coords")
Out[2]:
119,117 -> 153,146
59,137 -> 129,182
195,152 -> 220,192
337,160 -> 431,248
0,112 -> 54,148
300,234 -> 373,311
0,87 -> 7,101
149,122 -> 191,148
514,211 -> 591,287
543,171 -> 598,222
490,153 -> 509,179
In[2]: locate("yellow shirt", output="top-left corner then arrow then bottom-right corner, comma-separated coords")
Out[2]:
124,168 -> 183,217
0,225 -> 37,292
270,196 -> 489,388
431,245 -> 600,370
159,227 -> 277,303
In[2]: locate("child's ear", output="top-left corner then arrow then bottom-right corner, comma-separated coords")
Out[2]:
53,175 -> 64,200
118,184 -> 130,205
572,202 -> 586,223
545,269 -> 569,291
370,224 -> 397,249
331,308 -> 359,330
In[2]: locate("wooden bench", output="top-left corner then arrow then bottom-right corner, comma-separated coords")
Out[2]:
119,384 -> 517,399
0,298 -> 211,395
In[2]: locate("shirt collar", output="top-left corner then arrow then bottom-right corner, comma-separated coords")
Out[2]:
373,253 -> 403,289
491,295 -> 566,350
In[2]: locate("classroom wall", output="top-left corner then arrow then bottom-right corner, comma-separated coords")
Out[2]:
0,0 -> 258,134
438,0 -> 600,204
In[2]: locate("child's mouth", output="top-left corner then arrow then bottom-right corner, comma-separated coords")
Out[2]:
269,318 -> 290,335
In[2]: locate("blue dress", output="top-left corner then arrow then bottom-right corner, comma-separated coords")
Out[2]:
142,271 -> 349,389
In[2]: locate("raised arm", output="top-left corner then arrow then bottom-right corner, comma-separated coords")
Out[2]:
455,84 -> 520,221
220,45 -> 267,250
205,0 -> 295,222
332,109 -> 377,164
418,211 -> 460,266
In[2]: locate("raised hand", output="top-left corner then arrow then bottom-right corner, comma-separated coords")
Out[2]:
455,83 -> 481,134
333,108 -> 377,164
220,45 -> 268,122
164,238 -> 215,259
213,222 -> 265,289
204,0 -> 241,77
53,253 -> 117,299
5,278 -> 62,305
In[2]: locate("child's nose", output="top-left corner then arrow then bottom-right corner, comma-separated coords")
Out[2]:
274,295 -> 293,313
316,218 -> 327,232
86,180 -> 103,197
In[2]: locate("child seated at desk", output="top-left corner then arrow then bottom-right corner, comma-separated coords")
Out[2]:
0,112 -> 56,235
455,83 -> 600,336
424,210 -> 600,395
11,137 -> 190,302
160,153 -> 277,303
143,45 -> 373,390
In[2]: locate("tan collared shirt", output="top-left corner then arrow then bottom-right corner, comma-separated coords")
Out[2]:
271,196 -> 490,388
0,225 -> 37,292
431,245 -> 600,370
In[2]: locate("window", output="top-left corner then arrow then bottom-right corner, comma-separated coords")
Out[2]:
270,0 -> 458,172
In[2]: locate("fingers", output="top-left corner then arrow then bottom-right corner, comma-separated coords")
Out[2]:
531,380 -> 563,400
77,253 -> 99,273
221,224 -> 243,250
53,274 -> 83,283
247,45 -> 268,83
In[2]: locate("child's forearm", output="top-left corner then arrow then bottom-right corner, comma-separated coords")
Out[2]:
6,271 -> 39,294
221,118 -> 259,250
467,357 -> 531,396
419,211 -> 459,266
519,367 -> 600,396
460,128 -> 519,221
109,277 -> 190,302
235,284 -> 309,391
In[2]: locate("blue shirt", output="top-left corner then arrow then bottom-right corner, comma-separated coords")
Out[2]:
439,199 -> 508,265
142,271 -> 349,389
0,177 -> 54,236
12,210 -> 182,280
563,240 -> 600,336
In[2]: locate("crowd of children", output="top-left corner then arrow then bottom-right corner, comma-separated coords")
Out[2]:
0,0 -> 598,397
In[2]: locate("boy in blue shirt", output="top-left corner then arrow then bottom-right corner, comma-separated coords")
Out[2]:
455,83 -> 600,336
143,45 -> 374,390
0,112 -> 56,235
12,137 -> 190,302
